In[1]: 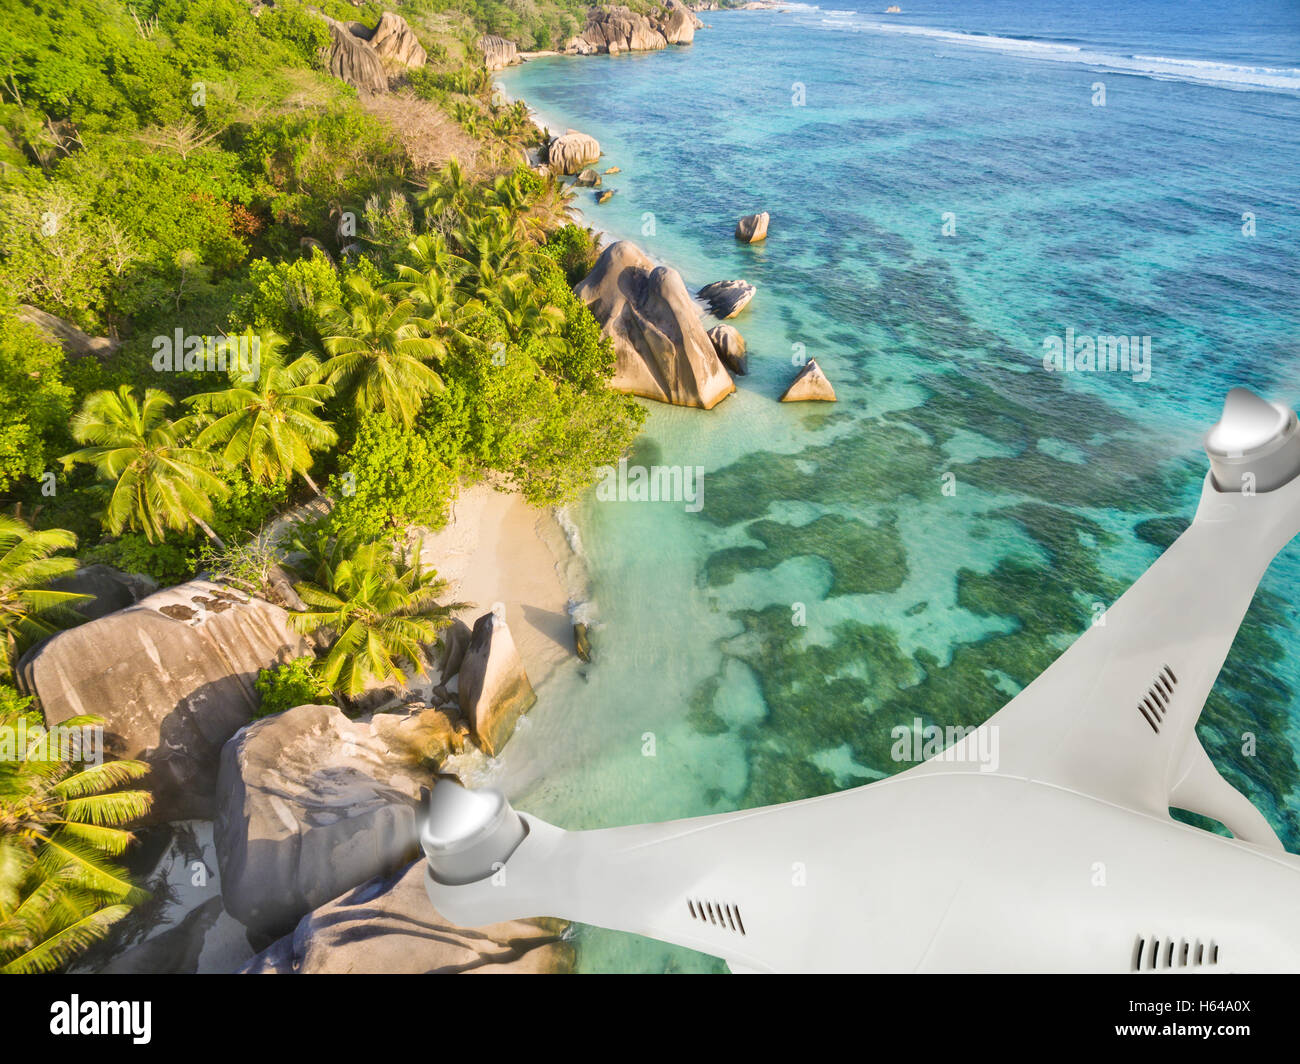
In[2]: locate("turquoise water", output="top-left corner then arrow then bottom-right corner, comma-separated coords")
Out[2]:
491,1 -> 1300,972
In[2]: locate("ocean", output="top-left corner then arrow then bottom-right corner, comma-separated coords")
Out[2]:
489,0 -> 1300,972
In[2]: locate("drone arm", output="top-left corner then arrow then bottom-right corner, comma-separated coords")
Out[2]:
1168,734 -> 1282,850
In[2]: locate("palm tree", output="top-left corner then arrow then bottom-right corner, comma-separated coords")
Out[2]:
0,696 -> 152,974
62,386 -> 230,547
0,516 -> 87,679
318,276 -> 446,428
418,157 -> 473,225
184,328 -> 338,496
288,532 -> 460,700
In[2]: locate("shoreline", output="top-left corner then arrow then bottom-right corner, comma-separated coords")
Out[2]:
416,481 -> 588,695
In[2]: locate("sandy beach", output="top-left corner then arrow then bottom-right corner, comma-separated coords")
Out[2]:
416,481 -> 585,692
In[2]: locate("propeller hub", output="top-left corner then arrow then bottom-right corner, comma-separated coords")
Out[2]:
420,779 -> 526,886
1204,388 -> 1300,493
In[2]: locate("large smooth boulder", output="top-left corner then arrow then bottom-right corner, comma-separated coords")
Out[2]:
242,861 -> 574,974
458,608 -> 536,757
214,703 -> 432,939
18,581 -> 310,820
707,324 -> 748,376
575,168 -> 602,187
661,0 -> 698,43
479,34 -> 518,71
575,241 -> 736,409
49,564 -> 155,621
735,211 -> 769,243
436,617 -> 473,684
780,358 -> 838,402
546,131 -> 601,175
369,13 -> 427,68
581,6 -> 669,53
698,279 -> 756,319
325,20 -> 388,94
18,304 -> 119,359
563,35 -> 598,55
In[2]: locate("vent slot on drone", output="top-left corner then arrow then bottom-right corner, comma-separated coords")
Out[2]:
687,898 -> 746,935
1137,665 -> 1179,734
1131,934 -> 1218,972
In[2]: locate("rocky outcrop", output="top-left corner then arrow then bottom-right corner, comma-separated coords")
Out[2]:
575,168 -> 602,187
597,189 -> 615,204
242,861 -> 574,974
435,617 -> 472,685
708,323 -> 748,376
698,279 -> 756,319
479,34 -> 518,71
214,703 -> 433,938
660,0 -> 698,43
735,211 -> 769,243
325,19 -> 389,94
458,607 -> 536,757
18,581 -> 310,820
18,304 -> 120,359
49,564 -> 155,621
578,6 -> 668,54
369,13 -> 427,68
563,35 -> 598,55
575,240 -> 736,409
780,358 -> 837,402
546,130 -> 601,175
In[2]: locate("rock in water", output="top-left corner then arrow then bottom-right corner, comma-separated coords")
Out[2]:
214,703 -> 432,938
780,359 -> 838,402
735,211 -> 769,243
707,324 -> 748,376
457,608 -> 536,756
479,34 -> 518,71
324,20 -> 388,94
562,35 -> 598,55
369,13 -> 427,67
597,189 -> 615,204
17,581 -> 311,820
546,131 -> 601,174
605,166 -> 621,174
241,861 -> 574,973
575,240 -> 736,409
573,622 -> 593,663
661,0 -> 697,43
575,168 -> 602,187
698,279 -> 756,319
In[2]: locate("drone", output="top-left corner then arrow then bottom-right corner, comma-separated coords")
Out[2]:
420,387 -> 1300,973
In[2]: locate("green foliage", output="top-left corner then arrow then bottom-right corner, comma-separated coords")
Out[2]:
541,222 -> 600,287
254,655 -> 332,718
80,533 -> 193,587
62,386 -> 229,545
256,0 -> 332,66
0,689 -> 152,974
327,412 -> 457,541
0,318 -> 74,494
232,251 -> 342,344
287,529 -> 458,697
0,516 -> 86,679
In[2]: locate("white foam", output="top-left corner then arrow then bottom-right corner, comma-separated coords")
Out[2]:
784,7 -> 1300,93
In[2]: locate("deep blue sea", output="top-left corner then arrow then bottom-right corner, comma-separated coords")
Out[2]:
490,0 -> 1300,972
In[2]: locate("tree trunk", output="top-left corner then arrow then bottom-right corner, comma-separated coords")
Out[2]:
192,514 -> 226,550
302,469 -> 321,497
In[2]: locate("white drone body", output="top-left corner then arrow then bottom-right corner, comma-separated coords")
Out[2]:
422,389 -> 1300,973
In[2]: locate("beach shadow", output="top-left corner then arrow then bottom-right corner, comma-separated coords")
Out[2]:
521,604 -> 575,656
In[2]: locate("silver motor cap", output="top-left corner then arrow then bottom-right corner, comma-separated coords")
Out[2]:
1204,388 -> 1300,493
420,779 -> 526,886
